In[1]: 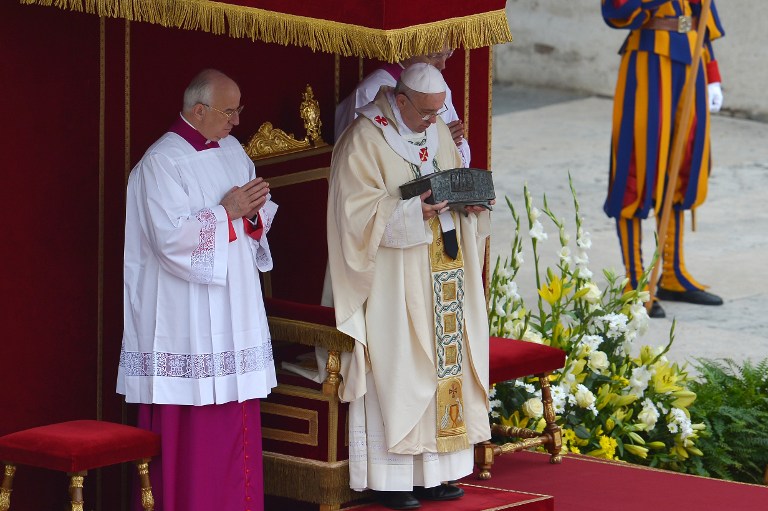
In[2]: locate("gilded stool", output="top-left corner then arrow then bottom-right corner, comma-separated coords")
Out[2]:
0,420 -> 160,511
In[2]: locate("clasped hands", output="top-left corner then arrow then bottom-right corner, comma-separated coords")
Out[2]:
420,189 -> 494,220
220,177 -> 270,220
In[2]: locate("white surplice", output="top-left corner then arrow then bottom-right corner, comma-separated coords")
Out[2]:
118,133 -> 277,406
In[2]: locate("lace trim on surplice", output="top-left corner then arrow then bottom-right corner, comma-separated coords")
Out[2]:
119,342 -> 274,379
190,208 -> 216,283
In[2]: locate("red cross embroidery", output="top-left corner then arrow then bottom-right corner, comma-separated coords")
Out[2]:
374,115 -> 388,126
419,148 -> 429,162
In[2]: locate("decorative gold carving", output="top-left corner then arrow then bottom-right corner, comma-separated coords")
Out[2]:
0,489 -> 11,511
69,475 -> 84,489
243,85 -> 327,161
0,464 -> 16,511
323,350 -> 342,397
261,402 -> 319,446
135,459 -> 155,510
69,473 -> 86,511
140,487 -> 155,511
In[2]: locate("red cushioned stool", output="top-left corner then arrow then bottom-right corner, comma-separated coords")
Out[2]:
0,420 -> 161,511
474,337 -> 567,479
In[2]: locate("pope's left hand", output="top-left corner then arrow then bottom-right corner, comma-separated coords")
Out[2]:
464,199 -> 495,215
708,82 -> 723,113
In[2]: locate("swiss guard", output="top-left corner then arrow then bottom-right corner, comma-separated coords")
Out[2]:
602,0 -> 725,318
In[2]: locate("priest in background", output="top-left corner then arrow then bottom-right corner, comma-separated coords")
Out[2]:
334,45 -> 471,168
118,68 -> 277,511
327,63 -> 491,510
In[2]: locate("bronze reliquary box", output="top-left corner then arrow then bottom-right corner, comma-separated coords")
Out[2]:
400,167 -> 495,210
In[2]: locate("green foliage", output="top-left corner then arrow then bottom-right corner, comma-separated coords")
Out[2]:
686,358 -> 768,484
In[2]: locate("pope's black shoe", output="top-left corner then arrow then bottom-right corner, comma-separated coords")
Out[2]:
413,483 -> 465,501
375,491 -> 421,510
657,287 -> 724,306
648,300 -> 666,319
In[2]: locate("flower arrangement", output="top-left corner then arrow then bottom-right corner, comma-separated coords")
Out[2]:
488,179 -> 706,470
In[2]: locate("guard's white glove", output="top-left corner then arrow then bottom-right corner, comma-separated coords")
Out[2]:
708,82 -> 723,113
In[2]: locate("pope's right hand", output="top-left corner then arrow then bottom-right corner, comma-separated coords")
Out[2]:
421,189 -> 449,220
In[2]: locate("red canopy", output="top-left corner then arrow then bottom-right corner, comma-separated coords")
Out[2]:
21,0 -> 512,61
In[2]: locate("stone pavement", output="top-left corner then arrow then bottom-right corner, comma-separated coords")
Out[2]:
488,83 -> 768,370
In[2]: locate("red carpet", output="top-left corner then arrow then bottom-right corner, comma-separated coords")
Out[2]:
267,451 -> 768,510
340,484 -> 553,510
483,451 -> 768,511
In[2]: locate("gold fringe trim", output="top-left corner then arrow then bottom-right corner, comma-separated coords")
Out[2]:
21,0 -> 513,62
263,452 -> 367,505
436,432 -> 470,453
268,316 -> 356,352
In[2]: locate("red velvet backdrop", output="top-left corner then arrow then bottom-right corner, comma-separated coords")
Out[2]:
1,2 -> 495,509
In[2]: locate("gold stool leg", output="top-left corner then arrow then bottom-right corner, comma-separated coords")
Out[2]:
68,471 -> 86,511
0,464 -> 16,511
136,458 -> 155,511
539,374 -> 563,464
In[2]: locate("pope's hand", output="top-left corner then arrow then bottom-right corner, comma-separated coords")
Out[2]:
420,189 -> 449,220
220,177 -> 270,219
708,82 -> 723,113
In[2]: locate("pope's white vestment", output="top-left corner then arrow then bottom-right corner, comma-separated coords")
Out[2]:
327,89 -> 491,491
118,130 -> 277,406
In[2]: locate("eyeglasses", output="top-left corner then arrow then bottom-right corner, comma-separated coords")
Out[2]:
402,94 -> 448,122
203,104 -> 245,120
426,50 -> 454,61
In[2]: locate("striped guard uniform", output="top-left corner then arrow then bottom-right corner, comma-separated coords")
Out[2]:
602,0 -> 725,292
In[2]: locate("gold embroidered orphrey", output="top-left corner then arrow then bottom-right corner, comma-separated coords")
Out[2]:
428,217 -> 470,453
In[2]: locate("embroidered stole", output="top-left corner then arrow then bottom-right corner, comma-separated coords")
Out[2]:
428,217 -> 470,453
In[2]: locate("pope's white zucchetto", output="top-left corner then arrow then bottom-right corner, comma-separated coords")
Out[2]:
400,63 -> 446,94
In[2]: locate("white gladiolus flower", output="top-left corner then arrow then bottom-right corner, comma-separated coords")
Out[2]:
489,386 -> 497,398
628,366 -> 652,397
529,220 -> 548,241
573,249 -> 589,266
577,230 -> 592,249
531,207 -> 541,221
514,249 -> 525,266
559,246 -> 572,264
574,384 -> 596,408
575,266 -> 593,280
502,281 -> 520,301
522,398 -> 544,418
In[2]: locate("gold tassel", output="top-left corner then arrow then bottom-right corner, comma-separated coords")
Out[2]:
267,317 -> 356,353
21,0 -> 513,62
436,433 -> 470,453
263,452 -> 363,505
